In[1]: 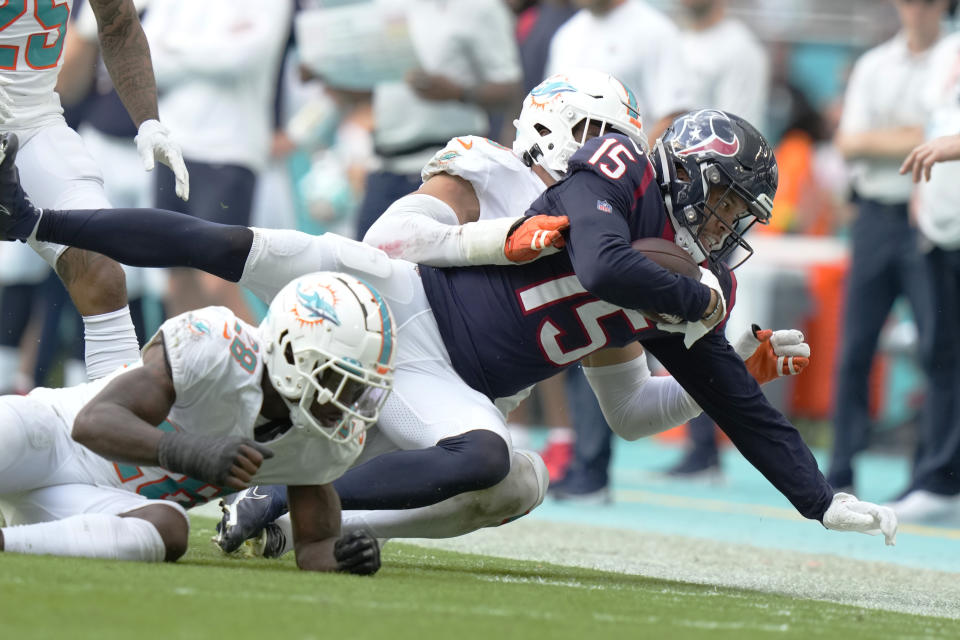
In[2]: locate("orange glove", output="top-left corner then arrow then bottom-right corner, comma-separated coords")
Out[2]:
733,324 -> 810,385
504,215 -> 569,263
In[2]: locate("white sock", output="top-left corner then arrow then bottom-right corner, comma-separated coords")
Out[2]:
83,306 -> 140,379
339,449 -> 548,539
2,514 -> 165,562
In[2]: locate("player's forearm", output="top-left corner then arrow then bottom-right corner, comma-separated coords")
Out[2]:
294,538 -> 340,572
835,127 -> 924,160
363,194 -> 518,266
36,208 -> 253,282
289,485 -> 343,572
650,336 -> 833,520
73,402 -> 164,466
93,0 -> 159,126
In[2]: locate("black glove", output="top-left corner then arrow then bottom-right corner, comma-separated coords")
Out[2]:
334,531 -> 381,575
157,431 -> 274,486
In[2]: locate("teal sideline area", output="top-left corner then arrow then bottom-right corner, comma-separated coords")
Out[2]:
527,432 -> 960,574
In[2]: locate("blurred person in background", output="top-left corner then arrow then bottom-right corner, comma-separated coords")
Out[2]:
58,0 -> 165,346
0,0 -> 188,387
545,0 -> 692,139
140,0 -> 293,322
825,0 -> 948,498
664,0 -> 773,480
541,0 -> 695,501
511,0 -> 576,94
353,0 -> 522,240
891,1 -> 960,522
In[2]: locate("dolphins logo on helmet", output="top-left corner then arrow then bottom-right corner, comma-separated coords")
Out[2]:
292,282 -> 341,327
527,79 -> 579,110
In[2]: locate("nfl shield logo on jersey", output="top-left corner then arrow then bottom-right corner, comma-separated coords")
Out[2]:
596,199 -> 613,214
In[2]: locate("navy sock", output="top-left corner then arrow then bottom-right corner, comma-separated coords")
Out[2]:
37,208 -> 253,282
333,430 -> 511,510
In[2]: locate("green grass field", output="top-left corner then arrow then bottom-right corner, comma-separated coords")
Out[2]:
1,515 -> 958,640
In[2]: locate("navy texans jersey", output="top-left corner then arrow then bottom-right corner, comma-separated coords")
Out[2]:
420,133 -> 832,520
421,134 -> 723,400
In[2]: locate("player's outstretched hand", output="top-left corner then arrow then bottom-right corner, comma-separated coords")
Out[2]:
504,215 -> 569,263
334,531 -> 381,575
136,119 -> 191,201
156,432 -> 274,490
900,134 -> 960,183
822,492 -> 897,546
733,324 -> 810,385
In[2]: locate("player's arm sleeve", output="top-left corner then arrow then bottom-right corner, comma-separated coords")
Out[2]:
582,356 -> 702,441
363,192 -> 519,267
645,333 -> 834,521
531,136 -> 711,320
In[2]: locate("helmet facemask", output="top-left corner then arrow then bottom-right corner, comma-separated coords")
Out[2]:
653,109 -> 777,269
277,342 -> 392,444
260,272 -> 396,446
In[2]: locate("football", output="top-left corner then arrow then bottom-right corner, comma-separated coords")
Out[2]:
630,237 -> 699,324
630,237 -> 700,279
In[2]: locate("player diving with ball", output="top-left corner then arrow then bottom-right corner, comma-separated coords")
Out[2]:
0,71 -> 897,563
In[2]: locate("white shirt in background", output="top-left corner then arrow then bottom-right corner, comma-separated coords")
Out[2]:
839,32 -> 938,205
373,0 -> 521,175
141,0 -> 293,173
546,0 -> 694,125
919,32 -> 960,249
680,17 -> 770,130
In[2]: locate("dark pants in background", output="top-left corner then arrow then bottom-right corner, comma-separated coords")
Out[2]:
910,246 -> 960,496
827,198 -> 935,490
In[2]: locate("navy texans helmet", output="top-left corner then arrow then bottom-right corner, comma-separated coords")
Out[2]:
651,109 -> 778,268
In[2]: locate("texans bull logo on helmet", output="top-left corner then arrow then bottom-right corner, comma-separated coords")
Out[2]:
672,109 -> 740,158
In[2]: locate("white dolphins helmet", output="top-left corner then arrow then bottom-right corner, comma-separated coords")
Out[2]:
513,68 -> 648,180
260,271 -> 395,444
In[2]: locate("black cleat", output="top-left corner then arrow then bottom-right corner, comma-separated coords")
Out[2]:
0,133 -> 41,242
213,485 -> 289,554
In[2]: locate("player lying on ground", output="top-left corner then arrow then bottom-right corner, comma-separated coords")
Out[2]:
0,272 -> 390,575
213,69 -> 814,554
0,107 -> 897,554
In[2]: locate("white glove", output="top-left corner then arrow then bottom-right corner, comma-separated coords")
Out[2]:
656,266 -> 727,348
733,325 -> 811,384
135,119 -> 190,201
822,492 -> 898,546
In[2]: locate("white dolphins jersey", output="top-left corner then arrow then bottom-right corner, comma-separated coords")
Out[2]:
0,0 -> 74,129
421,135 -> 546,222
29,306 -> 364,509
422,135 -> 546,414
